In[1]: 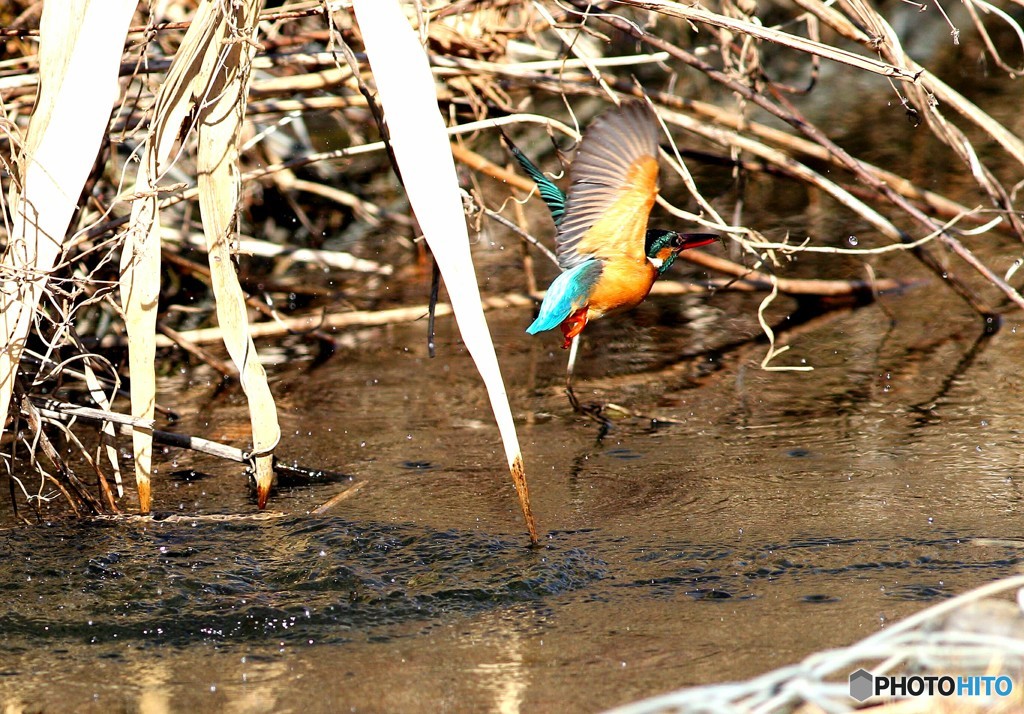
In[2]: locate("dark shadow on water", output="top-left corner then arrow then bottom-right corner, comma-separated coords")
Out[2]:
2,517 -> 1020,652
0,517 -> 605,648
601,533 -> 1024,604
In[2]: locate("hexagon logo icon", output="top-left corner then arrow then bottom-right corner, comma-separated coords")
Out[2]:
849,669 -> 873,702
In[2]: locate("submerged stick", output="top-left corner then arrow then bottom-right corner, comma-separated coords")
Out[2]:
34,400 -> 246,462
678,253 -> 912,296
310,481 -> 367,515
32,399 -> 351,488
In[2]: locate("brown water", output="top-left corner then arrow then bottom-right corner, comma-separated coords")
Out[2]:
3,281 -> 1024,713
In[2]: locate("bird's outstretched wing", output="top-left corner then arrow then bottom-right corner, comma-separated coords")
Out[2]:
556,102 -> 661,270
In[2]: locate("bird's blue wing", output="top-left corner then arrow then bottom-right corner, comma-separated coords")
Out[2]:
501,132 -> 566,224
526,260 -> 603,334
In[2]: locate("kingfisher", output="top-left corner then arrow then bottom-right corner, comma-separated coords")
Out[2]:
503,102 -> 717,349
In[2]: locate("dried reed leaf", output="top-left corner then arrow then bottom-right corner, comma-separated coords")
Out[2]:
0,0 -> 136,480
122,0 -> 280,512
119,193 -> 160,512
352,0 -> 539,544
120,0 -> 224,514
193,0 -> 280,509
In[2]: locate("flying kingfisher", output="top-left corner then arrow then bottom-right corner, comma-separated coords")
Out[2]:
503,102 -> 717,350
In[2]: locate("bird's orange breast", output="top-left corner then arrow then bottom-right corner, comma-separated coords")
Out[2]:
586,259 -> 658,319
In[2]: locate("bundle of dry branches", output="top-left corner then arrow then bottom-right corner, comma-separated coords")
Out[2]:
0,0 -> 1022,521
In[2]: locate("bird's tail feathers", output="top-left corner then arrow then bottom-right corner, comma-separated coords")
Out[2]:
499,128 -> 566,224
526,260 -> 603,335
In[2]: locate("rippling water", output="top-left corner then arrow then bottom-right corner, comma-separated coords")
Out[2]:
3,288 -> 1024,712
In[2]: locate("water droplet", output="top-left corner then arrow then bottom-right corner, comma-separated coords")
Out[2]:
847,235 -> 859,246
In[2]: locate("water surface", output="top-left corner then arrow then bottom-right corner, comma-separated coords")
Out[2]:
3,286 -> 1024,712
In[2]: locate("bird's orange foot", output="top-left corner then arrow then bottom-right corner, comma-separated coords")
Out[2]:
560,309 -> 588,349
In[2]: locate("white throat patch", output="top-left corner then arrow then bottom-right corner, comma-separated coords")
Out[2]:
649,256 -> 665,269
